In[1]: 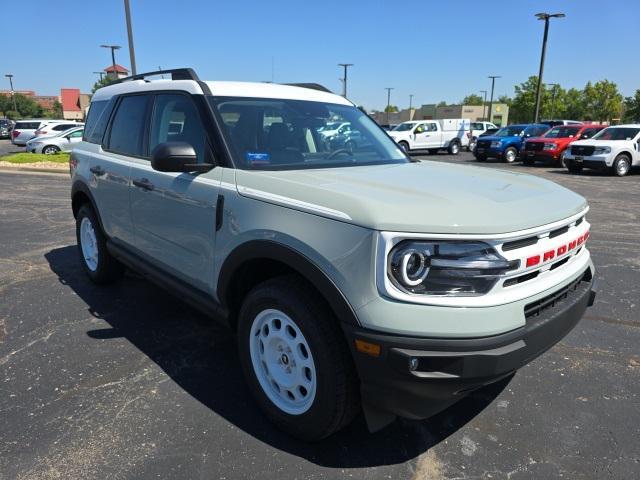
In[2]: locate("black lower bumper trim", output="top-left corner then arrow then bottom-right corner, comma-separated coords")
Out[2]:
343,269 -> 595,427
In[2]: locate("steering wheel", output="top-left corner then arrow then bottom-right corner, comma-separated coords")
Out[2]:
326,148 -> 353,159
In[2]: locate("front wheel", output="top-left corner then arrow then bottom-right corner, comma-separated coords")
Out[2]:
75,205 -> 124,284
43,145 -> 60,155
612,154 -> 631,177
398,141 -> 410,153
503,147 -> 518,163
237,276 -> 359,441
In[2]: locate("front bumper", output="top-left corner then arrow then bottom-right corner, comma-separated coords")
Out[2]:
343,267 -> 595,427
474,146 -> 505,158
523,149 -> 563,163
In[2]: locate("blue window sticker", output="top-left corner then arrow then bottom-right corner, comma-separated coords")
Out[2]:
246,152 -> 270,164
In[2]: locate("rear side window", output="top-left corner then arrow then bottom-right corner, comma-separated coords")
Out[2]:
106,95 -> 150,156
581,128 -> 599,139
52,124 -> 77,131
84,100 -> 112,144
15,122 -> 41,130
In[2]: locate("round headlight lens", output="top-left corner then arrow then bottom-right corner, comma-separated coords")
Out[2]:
400,249 -> 430,286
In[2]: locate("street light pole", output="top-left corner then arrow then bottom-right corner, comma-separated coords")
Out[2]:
479,90 -> 487,121
124,0 -> 137,75
533,12 -> 565,123
487,76 -> 500,124
385,87 -> 394,126
5,74 -> 17,113
409,94 -> 414,120
100,44 -> 122,79
338,63 -> 353,97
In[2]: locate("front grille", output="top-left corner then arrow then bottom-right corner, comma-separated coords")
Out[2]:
525,142 -> 544,151
524,270 -> 591,318
571,145 -> 595,156
476,140 -> 491,149
502,235 -> 538,251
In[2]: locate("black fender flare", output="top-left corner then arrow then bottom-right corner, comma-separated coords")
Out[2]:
217,240 -> 360,326
71,180 -> 106,232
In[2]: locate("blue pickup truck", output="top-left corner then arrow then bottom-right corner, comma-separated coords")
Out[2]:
474,124 -> 549,163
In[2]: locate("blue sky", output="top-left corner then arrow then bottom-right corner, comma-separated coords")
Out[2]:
3,0 -> 638,110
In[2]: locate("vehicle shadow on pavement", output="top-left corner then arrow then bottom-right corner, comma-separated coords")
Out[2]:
45,245 -> 510,468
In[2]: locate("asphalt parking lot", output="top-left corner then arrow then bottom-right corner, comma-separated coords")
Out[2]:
0,153 -> 638,479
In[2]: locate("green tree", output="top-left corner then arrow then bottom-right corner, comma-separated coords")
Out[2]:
497,95 -> 512,106
50,100 -> 63,119
91,75 -> 116,93
461,94 -> 483,106
437,101 -> 447,107
384,105 -> 398,113
510,76 -> 540,123
623,89 -> 640,123
12,94 -> 44,118
583,80 -> 623,122
563,88 -> 585,120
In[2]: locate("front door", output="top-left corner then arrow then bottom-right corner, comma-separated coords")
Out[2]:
412,123 -> 430,148
129,93 -> 221,292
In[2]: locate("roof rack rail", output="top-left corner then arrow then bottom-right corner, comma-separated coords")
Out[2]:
113,68 -> 200,84
284,83 -> 332,93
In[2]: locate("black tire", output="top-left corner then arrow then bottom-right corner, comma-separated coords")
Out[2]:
447,140 -> 461,155
43,145 -> 60,155
567,162 -> 583,174
612,153 -> 631,177
503,147 -> 518,163
237,275 -> 360,441
468,138 -> 477,152
398,141 -> 410,153
75,204 -> 125,284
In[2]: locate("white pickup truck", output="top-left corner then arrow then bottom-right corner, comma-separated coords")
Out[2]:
388,118 -> 470,154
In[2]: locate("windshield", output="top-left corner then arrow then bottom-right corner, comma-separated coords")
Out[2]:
209,97 -> 408,170
593,127 -> 640,141
471,122 -> 485,130
544,126 -> 580,138
494,126 -> 525,137
392,123 -> 416,132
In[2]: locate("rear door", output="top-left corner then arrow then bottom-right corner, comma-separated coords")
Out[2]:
424,122 -> 441,149
128,92 -> 221,292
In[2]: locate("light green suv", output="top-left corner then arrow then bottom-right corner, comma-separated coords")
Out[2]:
70,68 -> 596,441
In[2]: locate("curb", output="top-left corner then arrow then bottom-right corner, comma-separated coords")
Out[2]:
0,166 -> 68,175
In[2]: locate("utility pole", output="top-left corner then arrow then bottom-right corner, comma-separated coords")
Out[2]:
124,0 -> 137,75
533,12 -> 565,123
487,76 -> 500,124
100,44 -> 121,79
385,87 -> 394,126
338,63 -> 353,98
479,90 -> 488,121
409,94 -> 414,120
4,74 -> 17,113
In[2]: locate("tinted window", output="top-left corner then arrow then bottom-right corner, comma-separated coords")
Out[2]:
581,128 -> 599,139
84,100 -> 111,144
471,122 -> 485,130
593,127 -> 640,141
149,94 -> 206,162
544,126 -> 580,138
68,129 -> 84,138
53,124 -> 77,131
15,122 -> 41,130
107,95 -> 150,156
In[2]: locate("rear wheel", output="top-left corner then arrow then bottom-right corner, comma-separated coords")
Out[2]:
612,154 -> 631,177
448,140 -> 460,155
503,147 -> 518,163
75,205 -> 124,284
237,275 -> 359,441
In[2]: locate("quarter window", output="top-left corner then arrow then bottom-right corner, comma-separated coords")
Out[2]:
149,94 -> 206,162
107,95 -> 150,157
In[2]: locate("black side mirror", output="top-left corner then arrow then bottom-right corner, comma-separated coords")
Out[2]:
151,142 -> 213,173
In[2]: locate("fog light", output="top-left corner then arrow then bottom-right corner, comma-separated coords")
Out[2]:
409,358 -> 419,371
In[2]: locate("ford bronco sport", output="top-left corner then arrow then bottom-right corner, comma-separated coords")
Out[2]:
70,68 -> 596,441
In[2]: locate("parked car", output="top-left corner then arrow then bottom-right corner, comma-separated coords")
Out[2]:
563,124 -> 640,176
468,121 -> 498,152
474,124 -> 550,162
26,126 -> 84,154
540,120 -> 583,127
33,121 -> 83,138
522,124 -> 605,165
317,121 -> 350,140
71,68 -> 595,441
328,126 -> 373,152
388,118 -> 470,154
11,118 -> 69,146
0,118 -> 13,139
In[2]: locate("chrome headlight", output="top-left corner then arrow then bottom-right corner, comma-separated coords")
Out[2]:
593,146 -> 611,155
387,240 -> 518,296
543,143 -> 558,150
490,141 -> 502,148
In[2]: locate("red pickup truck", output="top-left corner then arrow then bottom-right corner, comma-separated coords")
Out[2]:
522,124 -> 605,165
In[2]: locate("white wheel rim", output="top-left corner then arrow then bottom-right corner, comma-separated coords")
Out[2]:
506,150 -> 516,162
80,217 -> 99,271
44,147 -> 56,154
249,309 -> 316,415
617,159 -> 629,175
452,143 -> 459,153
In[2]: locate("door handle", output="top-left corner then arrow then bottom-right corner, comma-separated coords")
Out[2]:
132,178 -> 155,191
89,165 -> 105,176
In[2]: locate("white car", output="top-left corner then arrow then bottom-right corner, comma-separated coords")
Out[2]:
318,121 -> 350,139
388,119 -> 470,154
26,126 -> 84,154
563,125 -> 640,176
33,121 -> 83,138
11,119 -> 50,145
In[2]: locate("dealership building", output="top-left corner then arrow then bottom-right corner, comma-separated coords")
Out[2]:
371,103 -> 509,126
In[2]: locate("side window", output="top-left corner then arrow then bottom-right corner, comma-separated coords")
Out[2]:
84,100 -> 114,144
106,95 -> 151,157
149,94 -> 206,162
427,123 -> 438,132
582,128 -> 597,139
414,124 -> 426,133
69,130 -> 84,138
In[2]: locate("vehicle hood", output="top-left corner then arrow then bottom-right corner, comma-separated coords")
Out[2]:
570,139 -> 630,147
479,135 -> 520,142
235,161 -> 587,234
